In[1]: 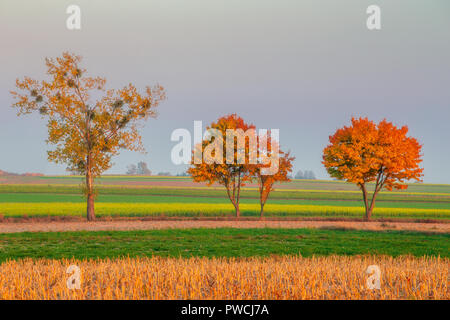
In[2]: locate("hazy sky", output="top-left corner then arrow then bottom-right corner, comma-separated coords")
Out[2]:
1,0 -> 449,182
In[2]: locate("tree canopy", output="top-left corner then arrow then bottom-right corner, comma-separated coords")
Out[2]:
11,52 -> 166,220
322,117 -> 423,219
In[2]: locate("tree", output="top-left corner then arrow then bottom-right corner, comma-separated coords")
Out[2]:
305,170 -> 316,180
188,114 -> 255,217
11,52 -> 166,221
126,164 -> 138,175
322,117 -> 423,220
295,169 -> 316,180
66,167 -> 80,176
137,161 -> 151,175
251,137 -> 294,219
126,162 -> 151,175
295,170 -> 304,179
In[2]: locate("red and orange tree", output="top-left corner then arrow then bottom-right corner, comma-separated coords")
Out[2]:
322,117 -> 423,220
251,137 -> 294,219
11,52 -> 166,221
188,114 -> 255,218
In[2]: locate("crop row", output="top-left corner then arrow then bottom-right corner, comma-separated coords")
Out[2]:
1,202 -> 449,219
1,184 -> 450,202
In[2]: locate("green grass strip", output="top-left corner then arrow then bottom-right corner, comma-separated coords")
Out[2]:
2,193 -> 450,210
1,184 -> 450,202
0,228 -> 447,261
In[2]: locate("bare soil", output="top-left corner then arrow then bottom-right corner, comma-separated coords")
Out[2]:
0,218 -> 448,233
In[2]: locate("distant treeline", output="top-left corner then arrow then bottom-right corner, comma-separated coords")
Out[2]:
125,162 -> 188,176
294,170 -> 316,180
126,162 -> 152,175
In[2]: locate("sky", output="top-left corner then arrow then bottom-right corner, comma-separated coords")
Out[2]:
0,0 -> 449,182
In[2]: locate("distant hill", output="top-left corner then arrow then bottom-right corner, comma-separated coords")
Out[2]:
0,170 -> 43,177
0,170 -> 12,176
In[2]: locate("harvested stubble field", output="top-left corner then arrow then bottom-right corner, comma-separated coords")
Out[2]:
0,256 -> 447,300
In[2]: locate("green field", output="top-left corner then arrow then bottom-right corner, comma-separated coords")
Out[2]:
0,228 -> 448,261
5,175 -> 450,193
1,176 -> 450,220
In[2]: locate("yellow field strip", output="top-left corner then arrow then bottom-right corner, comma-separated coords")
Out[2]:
1,202 -> 450,218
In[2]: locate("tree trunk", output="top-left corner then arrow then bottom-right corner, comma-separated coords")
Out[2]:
361,184 -> 371,221
225,182 -> 240,218
365,206 -> 373,221
87,192 -> 95,221
236,171 -> 241,218
361,184 -> 380,221
259,203 -> 265,220
366,190 -> 379,221
86,166 -> 95,221
235,204 -> 240,218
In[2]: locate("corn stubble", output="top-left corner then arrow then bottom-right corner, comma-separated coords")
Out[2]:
0,256 -> 447,300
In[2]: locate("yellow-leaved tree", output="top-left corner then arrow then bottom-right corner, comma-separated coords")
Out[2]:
11,52 -> 166,221
188,114 -> 255,217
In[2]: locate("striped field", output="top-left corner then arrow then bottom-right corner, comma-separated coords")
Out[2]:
1,176 -> 450,220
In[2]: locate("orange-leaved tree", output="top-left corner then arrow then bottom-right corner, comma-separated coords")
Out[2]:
188,114 -> 255,217
250,136 -> 294,219
322,117 -> 423,220
11,52 -> 166,221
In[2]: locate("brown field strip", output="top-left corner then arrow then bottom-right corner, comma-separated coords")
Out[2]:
0,219 -> 448,233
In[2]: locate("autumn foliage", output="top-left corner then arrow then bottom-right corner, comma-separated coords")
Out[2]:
188,114 -> 255,217
188,114 -> 293,218
251,137 -> 294,218
11,52 -> 166,220
323,117 -> 423,220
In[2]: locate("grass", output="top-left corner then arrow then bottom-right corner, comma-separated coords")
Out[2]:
2,184 -> 450,201
0,228 -> 448,261
2,193 -> 450,210
6,175 -> 450,193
